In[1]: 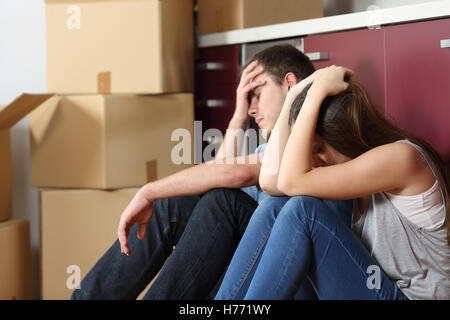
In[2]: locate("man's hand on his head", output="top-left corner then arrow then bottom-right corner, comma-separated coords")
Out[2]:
234,60 -> 266,123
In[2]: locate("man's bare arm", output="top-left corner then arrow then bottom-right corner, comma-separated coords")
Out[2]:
142,154 -> 262,202
117,154 -> 262,255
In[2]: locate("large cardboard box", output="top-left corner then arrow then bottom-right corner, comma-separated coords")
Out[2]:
0,119 -> 12,222
0,219 -> 32,300
39,188 -> 140,299
26,93 -> 194,189
197,0 -> 323,34
0,96 -> 54,221
46,0 -> 194,94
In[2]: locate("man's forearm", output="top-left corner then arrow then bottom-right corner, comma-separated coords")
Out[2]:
215,116 -> 249,161
141,156 -> 260,202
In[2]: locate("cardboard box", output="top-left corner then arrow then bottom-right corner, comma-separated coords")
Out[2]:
20,93 -> 193,189
197,0 -> 323,34
39,188 -> 141,299
0,219 -> 32,300
46,0 -> 194,94
0,96 -> 54,221
0,124 -> 12,222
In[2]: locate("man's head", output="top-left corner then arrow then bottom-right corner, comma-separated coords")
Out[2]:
243,44 -> 315,132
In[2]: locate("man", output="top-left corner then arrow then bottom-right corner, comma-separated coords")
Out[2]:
72,44 -> 316,300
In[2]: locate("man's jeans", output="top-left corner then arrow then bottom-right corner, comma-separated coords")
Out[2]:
71,188 -> 258,300
215,196 -> 409,300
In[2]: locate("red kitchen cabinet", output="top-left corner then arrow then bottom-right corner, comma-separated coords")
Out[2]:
304,28 -> 386,115
195,83 -> 237,134
195,45 -> 240,132
195,45 -> 241,86
385,18 -> 450,168
195,45 -> 241,160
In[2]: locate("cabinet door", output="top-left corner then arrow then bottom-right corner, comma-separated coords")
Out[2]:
195,83 -> 237,134
195,45 -> 240,161
385,19 -> 450,167
304,28 -> 386,114
195,45 -> 240,132
195,45 -> 240,86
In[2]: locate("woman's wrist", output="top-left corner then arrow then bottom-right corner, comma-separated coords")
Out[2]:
307,83 -> 328,102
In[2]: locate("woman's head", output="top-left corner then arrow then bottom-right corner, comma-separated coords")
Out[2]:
289,81 -> 404,163
289,80 -> 450,243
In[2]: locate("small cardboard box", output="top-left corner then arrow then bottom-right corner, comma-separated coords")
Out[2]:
46,0 -> 194,94
0,219 -> 32,300
39,188 -> 139,300
197,0 -> 323,34
25,93 -> 194,189
0,95 -> 54,222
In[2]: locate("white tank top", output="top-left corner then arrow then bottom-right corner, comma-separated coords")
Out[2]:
385,179 -> 445,229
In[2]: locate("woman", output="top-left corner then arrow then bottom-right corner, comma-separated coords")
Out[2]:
215,66 -> 449,300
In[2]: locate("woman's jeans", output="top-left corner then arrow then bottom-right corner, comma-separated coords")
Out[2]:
215,196 -> 409,300
71,188 -> 258,300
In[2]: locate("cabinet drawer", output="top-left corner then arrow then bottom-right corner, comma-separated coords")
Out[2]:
195,83 -> 237,134
196,45 -> 240,86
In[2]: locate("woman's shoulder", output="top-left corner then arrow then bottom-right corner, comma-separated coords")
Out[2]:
370,141 -> 424,167
372,141 -> 435,195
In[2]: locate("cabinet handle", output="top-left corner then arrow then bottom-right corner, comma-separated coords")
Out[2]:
305,52 -> 329,61
196,62 -> 226,71
197,99 -> 227,108
441,39 -> 450,48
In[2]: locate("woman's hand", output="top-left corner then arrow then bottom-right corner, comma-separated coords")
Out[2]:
310,65 -> 354,98
286,69 -> 320,99
117,188 -> 154,256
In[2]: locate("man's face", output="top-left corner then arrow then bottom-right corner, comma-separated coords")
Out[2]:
247,71 -> 290,133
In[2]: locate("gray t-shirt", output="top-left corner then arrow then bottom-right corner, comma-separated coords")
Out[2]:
240,143 -> 268,204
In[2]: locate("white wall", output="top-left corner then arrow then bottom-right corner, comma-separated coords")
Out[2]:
0,0 -> 46,300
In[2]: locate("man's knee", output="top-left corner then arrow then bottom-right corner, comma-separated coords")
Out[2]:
201,188 -> 249,203
200,188 -> 255,211
196,189 -> 258,225
153,195 -> 200,222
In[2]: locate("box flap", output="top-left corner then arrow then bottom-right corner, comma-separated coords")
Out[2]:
0,94 -> 55,129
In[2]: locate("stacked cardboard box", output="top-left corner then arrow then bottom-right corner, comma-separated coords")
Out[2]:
197,0 -> 323,34
2,0 -> 194,300
0,104 -> 35,300
0,220 -> 32,300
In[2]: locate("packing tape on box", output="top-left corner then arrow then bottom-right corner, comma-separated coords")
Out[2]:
146,160 -> 158,182
97,71 -> 111,94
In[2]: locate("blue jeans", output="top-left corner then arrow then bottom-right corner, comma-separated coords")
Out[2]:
215,196 -> 409,300
71,188 -> 258,300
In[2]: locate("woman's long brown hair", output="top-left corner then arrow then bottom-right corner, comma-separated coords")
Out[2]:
289,81 -> 450,244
